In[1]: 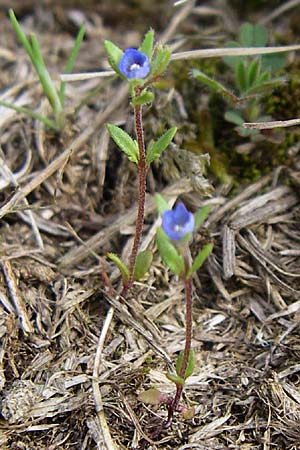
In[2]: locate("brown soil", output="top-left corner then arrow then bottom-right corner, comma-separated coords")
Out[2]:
0,1 -> 300,449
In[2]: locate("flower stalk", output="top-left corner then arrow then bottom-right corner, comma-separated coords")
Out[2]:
122,92 -> 148,296
150,197 -> 213,425
166,275 -> 193,427
105,34 -> 175,297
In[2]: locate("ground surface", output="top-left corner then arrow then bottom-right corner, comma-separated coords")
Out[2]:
0,1 -> 300,449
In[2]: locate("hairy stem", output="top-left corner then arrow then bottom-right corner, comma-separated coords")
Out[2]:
165,276 -> 193,427
121,94 -> 147,297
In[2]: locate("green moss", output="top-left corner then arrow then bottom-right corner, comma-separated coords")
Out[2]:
151,57 -> 297,187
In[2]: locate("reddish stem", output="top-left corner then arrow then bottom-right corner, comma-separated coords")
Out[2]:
121,94 -> 148,297
165,276 -> 193,427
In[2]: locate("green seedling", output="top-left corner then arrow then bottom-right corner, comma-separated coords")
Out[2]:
192,23 -> 286,138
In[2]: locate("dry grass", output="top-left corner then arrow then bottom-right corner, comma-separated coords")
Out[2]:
1,1 -> 300,449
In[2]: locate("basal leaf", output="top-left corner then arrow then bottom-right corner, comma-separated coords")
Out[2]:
139,29 -> 154,58
146,127 -> 177,164
133,250 -> 153,281
156,228 -> 185,276
107,253 -> 130,283
138,388 -> 163,405
107,123 -> 139,163
187,243 -> 213,278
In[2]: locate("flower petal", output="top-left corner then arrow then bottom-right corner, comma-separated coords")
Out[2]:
162,202 -> 195,241
119,48 -> 150,79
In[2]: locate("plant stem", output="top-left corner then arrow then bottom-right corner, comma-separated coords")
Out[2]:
121,91 -> 147,297
165,276 -> 193,427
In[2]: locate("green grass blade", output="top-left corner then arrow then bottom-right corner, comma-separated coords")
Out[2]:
9,10 -> 64,129
59,23 -> 86,105
0,100 -> 57,129
29,34 -> 63,122
29,33 -> 45,68
9,9 -> 34,61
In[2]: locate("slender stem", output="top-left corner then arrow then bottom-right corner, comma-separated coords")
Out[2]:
165,276 -> 193,427
121,92 -> 148,297
179,277 -> 193,379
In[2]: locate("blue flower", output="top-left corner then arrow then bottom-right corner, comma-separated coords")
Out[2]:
119,48 -> 150,79
162,202 -> 195,241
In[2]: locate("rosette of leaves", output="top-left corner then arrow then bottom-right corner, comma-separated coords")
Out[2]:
192,23 -> 286,138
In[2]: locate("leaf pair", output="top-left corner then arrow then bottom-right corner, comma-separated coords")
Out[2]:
106,124 -> 177,165
166,349 -> 195,386
107,250 -> 152,284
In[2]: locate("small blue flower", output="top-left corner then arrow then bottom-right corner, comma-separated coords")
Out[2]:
162,202 -> 195,241
119,48 -> 150,79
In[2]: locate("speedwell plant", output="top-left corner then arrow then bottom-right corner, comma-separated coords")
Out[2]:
104,30 -> 213,426
104,30 -> 176,297
139,195 -> 213,426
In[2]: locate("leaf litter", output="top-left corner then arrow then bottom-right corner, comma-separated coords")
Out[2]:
0,2 -> 300,449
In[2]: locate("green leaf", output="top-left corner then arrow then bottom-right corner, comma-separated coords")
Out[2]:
156,228 -> 185,276
103,40 -> 124,76
107,253 -> 130,283
107,123 -> 139,163
131,90 -> 154,106
166,372 -> 185,386
256,70 -> 270,84
235,60 -> 248,93
246,78 -> 284,96
139,29 -> 154,58
223,42 -> 241,69
247,59 -> 261,87
192,69 -> 221,91
150,45 -> 171,77
193,69 -> 240,104
187,243 -> 213,278
261,52 -> 286,71
0,100 -> 57,130
224,110 -> 244,126
146,127 -> 177,164
194,205 -> 211,230
9,9 -> 34,61
155,193 -> 170,216
133,250 -> 153,281
239,23 -> 268,47
176,349 -> 195,379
